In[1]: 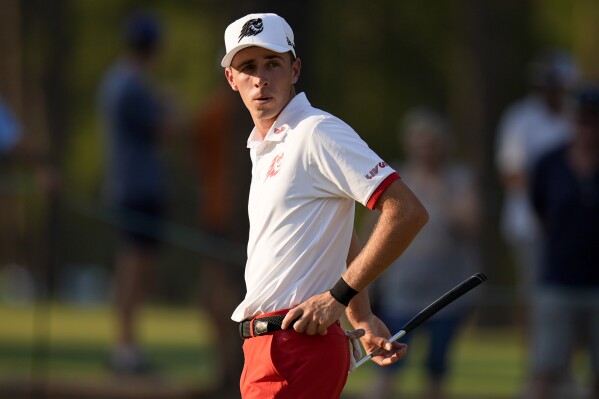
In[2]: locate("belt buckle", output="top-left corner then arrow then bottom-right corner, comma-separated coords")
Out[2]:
254,320 -> 269,336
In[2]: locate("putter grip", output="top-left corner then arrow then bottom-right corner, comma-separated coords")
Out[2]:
402,273 -> 487,334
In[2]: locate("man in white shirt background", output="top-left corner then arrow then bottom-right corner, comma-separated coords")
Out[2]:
495,49 -> 578,307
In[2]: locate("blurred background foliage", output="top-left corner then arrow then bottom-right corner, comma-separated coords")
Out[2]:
2,0 -> 599,397
0,0 -> 598,303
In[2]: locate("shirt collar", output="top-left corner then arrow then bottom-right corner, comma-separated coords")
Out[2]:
247,92 -> 310,148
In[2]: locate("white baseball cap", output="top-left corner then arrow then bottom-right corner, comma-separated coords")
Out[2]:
221,13 -> 296,67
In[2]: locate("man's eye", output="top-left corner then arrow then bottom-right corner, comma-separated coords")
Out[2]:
268,61 -> 280,68
241,65 -> 255,72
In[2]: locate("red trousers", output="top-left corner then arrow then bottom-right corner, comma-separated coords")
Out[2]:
240,311 -> 350,399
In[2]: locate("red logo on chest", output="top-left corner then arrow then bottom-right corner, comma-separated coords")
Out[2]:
266,153 -> 284,178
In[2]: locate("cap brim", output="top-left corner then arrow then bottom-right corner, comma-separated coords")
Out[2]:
221,43 -> 293,67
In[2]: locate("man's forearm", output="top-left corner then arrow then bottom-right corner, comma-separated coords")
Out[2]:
345,288 -> 373,326
343,232 -> 373,325
342,180 -> 428,292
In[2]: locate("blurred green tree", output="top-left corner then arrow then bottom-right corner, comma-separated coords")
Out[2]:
5,0 -> 599,305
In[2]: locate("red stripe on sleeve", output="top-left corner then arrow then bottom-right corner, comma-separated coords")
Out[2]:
366,172 -> 401,210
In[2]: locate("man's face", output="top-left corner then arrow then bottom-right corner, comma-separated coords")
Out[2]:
225,46 -> 301,126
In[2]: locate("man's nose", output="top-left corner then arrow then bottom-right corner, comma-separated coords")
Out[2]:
253,68 -> 269,87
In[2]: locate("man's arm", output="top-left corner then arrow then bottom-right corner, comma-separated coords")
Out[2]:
343,178 -> 428,291
282,179 -> 428,335
345,230 -> 408,366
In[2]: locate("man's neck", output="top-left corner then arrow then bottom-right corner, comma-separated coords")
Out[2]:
253,87 -> 297,140
254,118 -> 276,140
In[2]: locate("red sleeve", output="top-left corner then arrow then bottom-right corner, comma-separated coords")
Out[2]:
366,172 -> 401,210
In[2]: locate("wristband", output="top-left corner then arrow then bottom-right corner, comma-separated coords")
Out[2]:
329,277 -> 359,306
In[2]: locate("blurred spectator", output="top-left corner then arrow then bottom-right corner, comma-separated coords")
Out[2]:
0,96 -> 21,158
0,94 -> 23,270
97,10 -> 175,375
527,84 -> 599,399
0,94 -> 60,270
192,82 -> 250,394
362,109 -> 479,399
495,49 -> 578,305
0,94 -> 60,194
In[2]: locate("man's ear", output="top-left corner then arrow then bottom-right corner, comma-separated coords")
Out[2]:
291,58 -> 301,85
225,67 -> 239,91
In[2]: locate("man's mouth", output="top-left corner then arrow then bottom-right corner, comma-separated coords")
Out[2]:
255,95 -> 272,104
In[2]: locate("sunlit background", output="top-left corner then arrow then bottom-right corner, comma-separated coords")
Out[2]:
1,0 -> 598,398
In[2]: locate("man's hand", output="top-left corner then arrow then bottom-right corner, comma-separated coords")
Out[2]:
281,291 -> 346,335
356,313 -> 407,366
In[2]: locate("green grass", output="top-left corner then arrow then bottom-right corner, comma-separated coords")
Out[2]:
346,325 -> 528,398
0,303 -> 532,397
0,303 -> 217,387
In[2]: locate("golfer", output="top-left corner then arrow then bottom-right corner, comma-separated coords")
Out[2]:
222,13 -> 429,398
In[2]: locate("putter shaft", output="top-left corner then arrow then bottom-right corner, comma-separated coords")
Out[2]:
354,273 -> 487,369
354,329 -> 406,368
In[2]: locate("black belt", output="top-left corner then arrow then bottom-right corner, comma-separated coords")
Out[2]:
239,314 -> 289,339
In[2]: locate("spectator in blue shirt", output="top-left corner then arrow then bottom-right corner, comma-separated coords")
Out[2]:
98,11 -> 173,374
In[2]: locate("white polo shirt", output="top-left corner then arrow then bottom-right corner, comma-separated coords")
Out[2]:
231,93 -> 399,322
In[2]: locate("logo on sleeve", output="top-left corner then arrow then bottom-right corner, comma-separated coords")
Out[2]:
266,153 -> 284,179
365,162 -> 388,180
238,18 -> 264,42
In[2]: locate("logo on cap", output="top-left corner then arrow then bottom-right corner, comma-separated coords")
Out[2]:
238,18 -> 263,42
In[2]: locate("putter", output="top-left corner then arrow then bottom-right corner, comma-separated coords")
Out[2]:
354,273 -> 487,368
